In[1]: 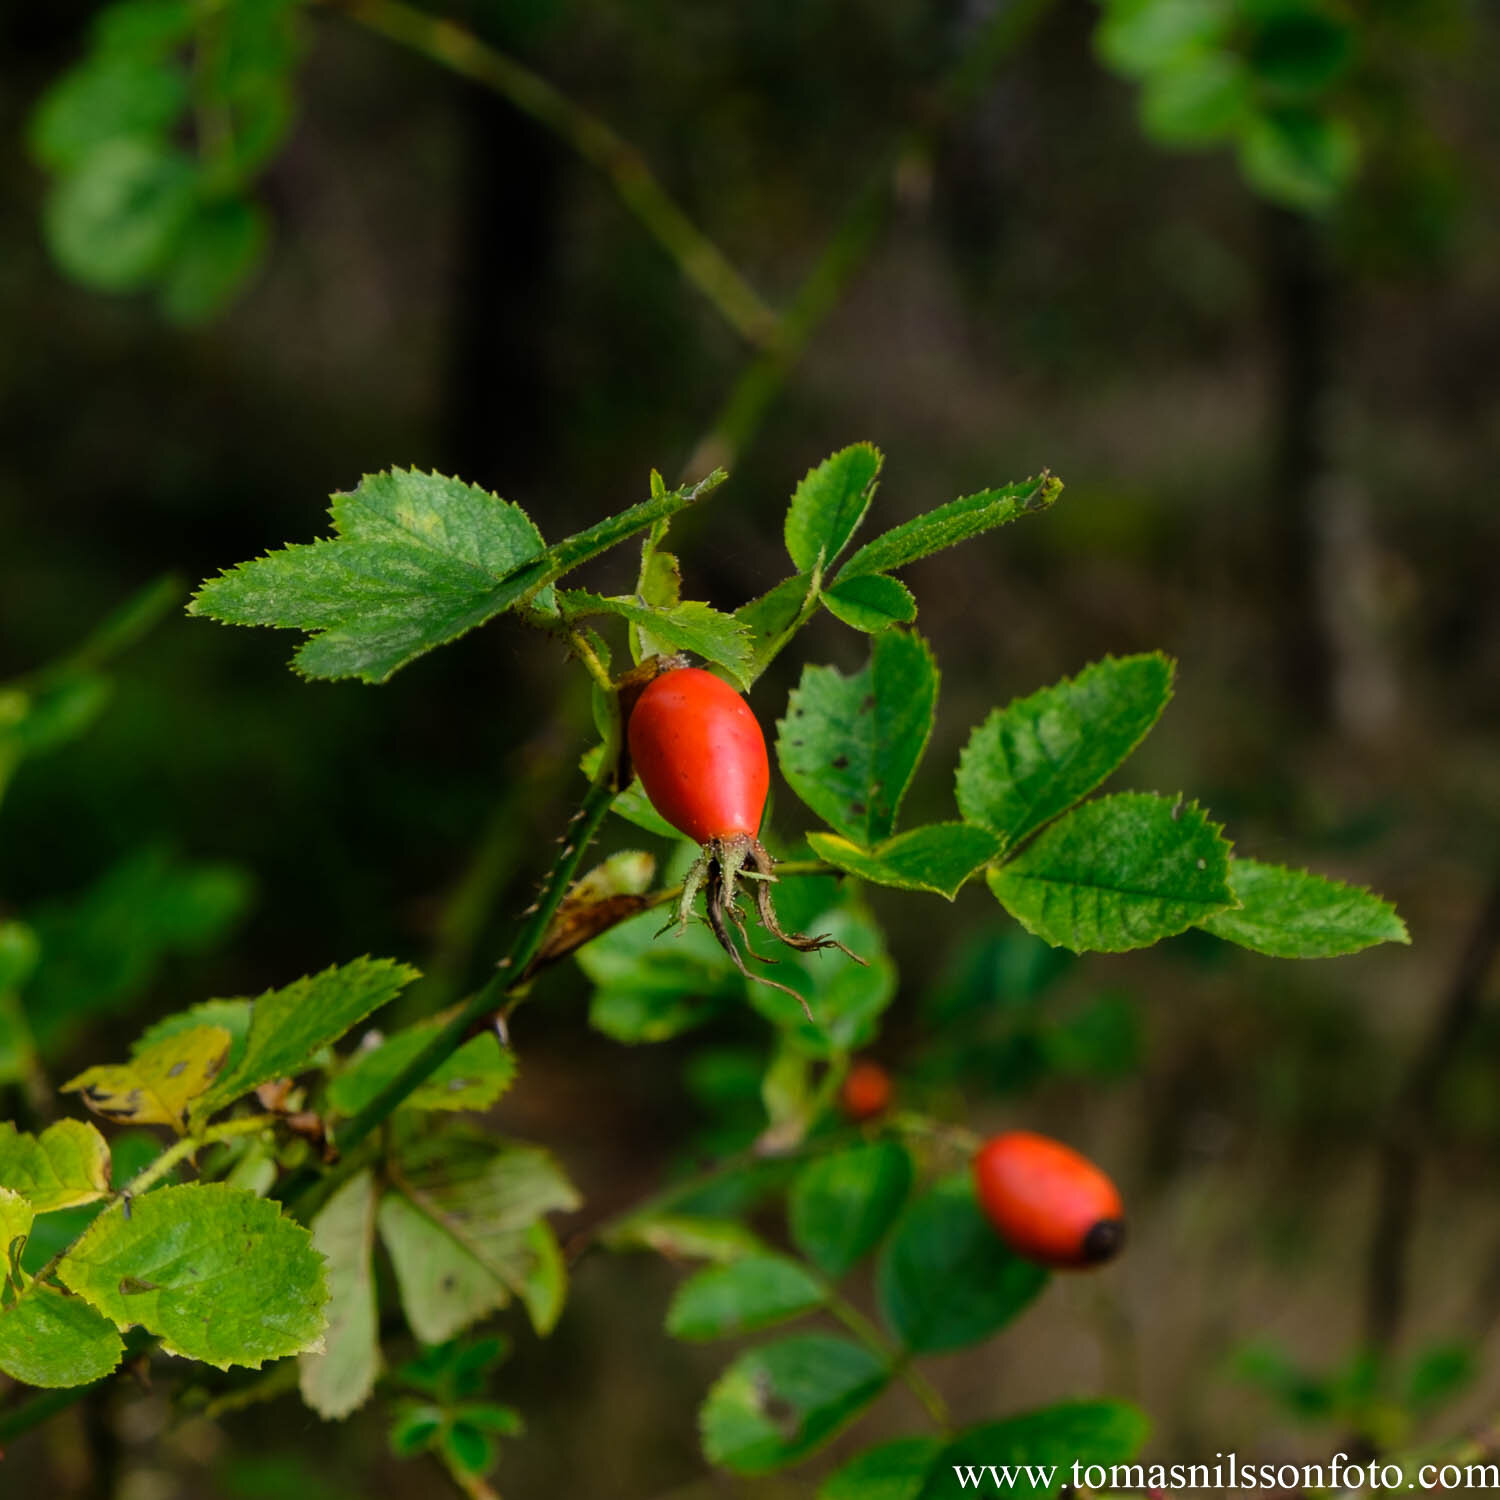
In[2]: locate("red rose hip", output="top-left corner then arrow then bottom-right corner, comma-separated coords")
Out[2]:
973,1130 -> 1125,1269
624,662 -> 864,1016
840,1060 -> 894,1121
628,667 -> 769,843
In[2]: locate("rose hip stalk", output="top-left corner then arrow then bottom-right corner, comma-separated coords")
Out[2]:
626,664 -> 863,1014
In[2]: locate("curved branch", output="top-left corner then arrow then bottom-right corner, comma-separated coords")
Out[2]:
318,0 -> 782,351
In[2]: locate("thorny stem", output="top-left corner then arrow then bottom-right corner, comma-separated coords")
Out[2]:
307,755 -> 622,1176
318,0 -> 781,352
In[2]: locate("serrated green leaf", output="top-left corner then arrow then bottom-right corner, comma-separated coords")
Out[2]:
922,1402 -> 1150,1500
28,54 -> 190,172
189,470 -> 549,683
667,1255 -> 826,1342
560,590 -> 752,688
821,1437 -> 945,1500
808,825 -> 1002,901
1199,857 -> 1408,957
44,139 -> 197,292
603,1214 -> 767,1263
542,469 -> 725,579
788,1141 -> 912,1279
778,630 -> 937,846
577,903 -> 741,1043
742,901 -> 897,1058
0,1284 -> 125,1389
836,474 -> 1060,580
956,654 -> 1175,848
64,1025 -> 231,1131
299,1169 -> 379,1420
821,573 -> 917,633
1238,106 -> 1359,211
784,445 -> 883,574
58,1183 -> 326,1369
1094,0 -> 1232,78
988,793 -> 1234,953
877,1174 -> 1047,1353
629,528 -> 682,663
699,1333 -> 888,1474
192,470 -> 724,682
328,1025 -> 516,1117
194,957 -> 419,1120
159,196 -> 268,323
379,1133 -> 579,1343
0,1120 -> 112,1213
26,848 -> 251,1049
736,573 -> 820,682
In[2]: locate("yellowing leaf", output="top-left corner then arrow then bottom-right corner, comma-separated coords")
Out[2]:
63,1024 -> 231,1132
0,1187 -> 33,1296
0,1119 -> 112,1213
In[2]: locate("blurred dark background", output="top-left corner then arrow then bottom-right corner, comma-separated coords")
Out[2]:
2,0 -> 1499,1495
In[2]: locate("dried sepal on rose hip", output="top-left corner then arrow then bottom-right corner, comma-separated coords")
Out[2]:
973,1129 -> 1125,1270
626,661 -> 864,1015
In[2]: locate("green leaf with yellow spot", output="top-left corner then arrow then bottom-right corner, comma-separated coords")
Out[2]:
0,1187 -> 34,1296
63,1024 -> 231,1132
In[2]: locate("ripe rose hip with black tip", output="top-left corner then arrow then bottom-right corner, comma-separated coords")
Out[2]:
627,663 -> 864,1014
973,1130 -> 1125,1269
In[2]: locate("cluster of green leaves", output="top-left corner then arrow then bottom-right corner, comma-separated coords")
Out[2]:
612,1135 -> 1148,1489
1093,0 -> 1362,210
29,0 -> 302,320
1,440 -> 1413,1498
567,448 -> 1405,1013
0,955 -> 573,1407
387,1336 -> 525,1488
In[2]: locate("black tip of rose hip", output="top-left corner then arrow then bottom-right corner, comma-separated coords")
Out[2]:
1082,1218 -> 1126,1265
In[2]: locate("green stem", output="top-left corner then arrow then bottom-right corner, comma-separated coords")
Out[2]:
313,743 -> 621,1169
321,0 -> 781,351
821,1281 -> 953,1432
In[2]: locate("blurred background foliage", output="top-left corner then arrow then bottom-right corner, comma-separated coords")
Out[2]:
2,0 -> 1499,1495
